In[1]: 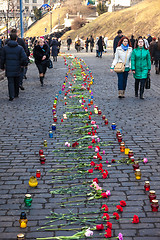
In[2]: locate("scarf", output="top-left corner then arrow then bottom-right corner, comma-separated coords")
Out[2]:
121,44 -> 129,51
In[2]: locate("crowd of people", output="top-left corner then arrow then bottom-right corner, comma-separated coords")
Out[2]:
0,28 -> 160,101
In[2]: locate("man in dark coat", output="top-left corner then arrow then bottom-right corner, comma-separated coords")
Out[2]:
89,35 -> 94,52
113,30 -> 123,53
67,36 -> 72,50
1,33 -> 27,101
6,29 -> 27,90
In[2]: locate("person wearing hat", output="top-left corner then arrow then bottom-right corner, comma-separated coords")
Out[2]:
113,30 -> 123,53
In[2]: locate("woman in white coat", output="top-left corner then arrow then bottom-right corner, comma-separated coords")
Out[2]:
110,37 -> 132,98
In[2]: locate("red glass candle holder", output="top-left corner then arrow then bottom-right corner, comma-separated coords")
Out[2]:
128,150 -> 134,158
104,119 -> 108,125
133,161 -> 139,171
144,181 -> 150,191
120,142 -> 125,152
116,130 -> 121,138
36,170 -> 41,178
130,156 -> 134,162
53,116 -> 57,122
98,110 -> 102,115
118,134 -> 122,143
151,200 -> 159,212
149,190 -> 156,203
102,115 -> 105,120
39,149 -> 43,156
40,155 -> 46,165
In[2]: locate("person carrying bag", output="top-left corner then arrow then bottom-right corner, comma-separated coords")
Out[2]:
110,36 -> 132,98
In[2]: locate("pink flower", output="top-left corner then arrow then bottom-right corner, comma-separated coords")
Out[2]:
96,125 -> 99,129
102,150 -> 105,154
95,147 -> 99,152
118,233 -> 123,240
106,160 -> 109,164
106,190 -> 111,196
97,138 -> 100,142
85,228 -> 93,237
143,158 -> 148,163
65,142 -> 68,146
91,120 -> 96,124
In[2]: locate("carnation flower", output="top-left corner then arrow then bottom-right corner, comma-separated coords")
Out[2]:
88,169 -> 93,173
116,205 -> 123,212
101,204 -> 109,212
96,224 -> 104,230
118,233 -> 123,240
113,212 -> 120,220
106,222 -> 112,229
120,200 -> 126,207
132,215 -> 139,223
101,192 -> 108,198
102,150 -> 105,154
102,213 -> 110,220
93,178 -> 98,183
104,228 -> 112,238
85,228 -> 93,237
143,158 -> 148,163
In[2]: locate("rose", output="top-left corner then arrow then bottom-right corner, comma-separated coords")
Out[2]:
96,224 -> 104,230
104,228 -> 112,238
103,172 -> 108,179
85,228 -> 93,237
90,161 -> 95,166
101,204 -> 108,212
132,215 -> 139,223
93,178 -> 98,183
113,212 -> 120,220
120,200 -> 126,207
106,222 -> 112,229
102,213 -> 110,220
116,205 -> 123,212
101,192 -> 108,198
118,233 -> 123,240
88,169 -> 93,173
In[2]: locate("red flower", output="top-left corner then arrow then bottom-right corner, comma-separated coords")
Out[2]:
101,192 -> 108,198
102,213 -> 110,220
96,224 -> 104,230
95,163 -> 103,170
101,204 -> 108,212
116,205 -> 123,212
104,228 -> 112,238
106,222 -> 112,229
90,112 -> 92,115
90,161 -> 95,166
72,141 -> 79,147
89,115 -> 91,120
113,212 -> 120,220
120,200 -> 126,207
92,139 -> 96,143
88,169 -> 93,173
97,152 -> 102,160
132,215 -> 139,223
88,145 -> 93,148
111,159 -> 116,163
93,178 -> 98,183
103,172 -> 108,179
88,132 -> 91,135
96,146 -> 100,151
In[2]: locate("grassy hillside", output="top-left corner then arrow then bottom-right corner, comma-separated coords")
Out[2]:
62,0 -> 160,40
24,7 -> 67,37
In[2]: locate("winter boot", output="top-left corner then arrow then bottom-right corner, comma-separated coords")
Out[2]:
40,76 -> 43,86
122,90 -> 125,98
118,90 -> 123,98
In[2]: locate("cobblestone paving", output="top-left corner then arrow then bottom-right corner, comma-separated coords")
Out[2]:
0,46 -> 160,240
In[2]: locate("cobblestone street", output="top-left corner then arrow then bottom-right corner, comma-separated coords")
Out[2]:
0,46 -> 160,240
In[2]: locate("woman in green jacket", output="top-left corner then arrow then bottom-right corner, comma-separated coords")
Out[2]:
131,37 -> 151,99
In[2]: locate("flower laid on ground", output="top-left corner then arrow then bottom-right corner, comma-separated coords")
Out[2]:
143,158 -> 148,163
106,190 -> 111,196
132,215 -> 139,223
102,213 -> 110,220
90,161 -> 95,166
113,212 -> 120,220
106,222 -> 112,229
101,204 -> 109,212
120,200 -> 126,207
93,178 -> 98,183
116,205 -> 123,212
85,228 -> 93,237
101,192 -> 108,198
88,169 -> 93,173
90,181 -> 102,191
96,224 -> 104,230
104,228 -> 112,238
65,142 -> 70,147
111,159 -> 116,163
72,141 -> 79,147
118,232 -> 123,240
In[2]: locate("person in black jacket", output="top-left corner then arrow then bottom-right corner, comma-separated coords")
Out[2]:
33,37 -> 50,86
152,37 -> 160,74
97,36 -> 104,58
130,35 -> 135,49
67,36 -> 72,50
6,29 -> 27,90
1,33 -> 27,101
113,30 -> 123,53
51,38 -> 58,62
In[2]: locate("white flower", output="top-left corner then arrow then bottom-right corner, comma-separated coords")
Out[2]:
85,228 -> 93,237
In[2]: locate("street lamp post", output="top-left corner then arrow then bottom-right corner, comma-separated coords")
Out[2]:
20,0 -> 24,38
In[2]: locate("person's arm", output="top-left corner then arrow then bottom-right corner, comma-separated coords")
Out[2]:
131,50 -> 136,73
110,48 -> 119,69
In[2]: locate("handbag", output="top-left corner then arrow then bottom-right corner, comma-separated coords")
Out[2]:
114,50 -> 128,73
47,59 -> 53,69
145,73 -> 151,89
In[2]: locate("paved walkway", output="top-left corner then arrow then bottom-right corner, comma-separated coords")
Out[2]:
0,46 -> 160,240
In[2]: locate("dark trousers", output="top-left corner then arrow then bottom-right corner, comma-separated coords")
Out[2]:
117,71 -> 129,90
155,60 -> 160,71
8,77 -> 19,99
36,63 -> 47,75
98,51 -> 102,57
135,79 -> 146,97
19,67 -> 24,86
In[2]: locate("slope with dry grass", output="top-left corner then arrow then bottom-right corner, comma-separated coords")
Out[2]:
62,0 -> 160,40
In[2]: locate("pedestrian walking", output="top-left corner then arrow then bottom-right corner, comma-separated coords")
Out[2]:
152,37 -> 160,74
51,38 -> 58,62
149,37 -> 156,64
97,36 -> 104,58
23,38 -> 30,79
113,30 -> 123,53
104,35 -> 108,53
89,35 -> 94,52
33,37 -> 50,86
130,35 -> 135,49
95,37 -> 99,57
131,37 -> 151,99
67,36 -> 72,50
1,33 -> 27,101
85,38 -> 89,52
147,34 -> 153,45
110,36 -> 132,98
